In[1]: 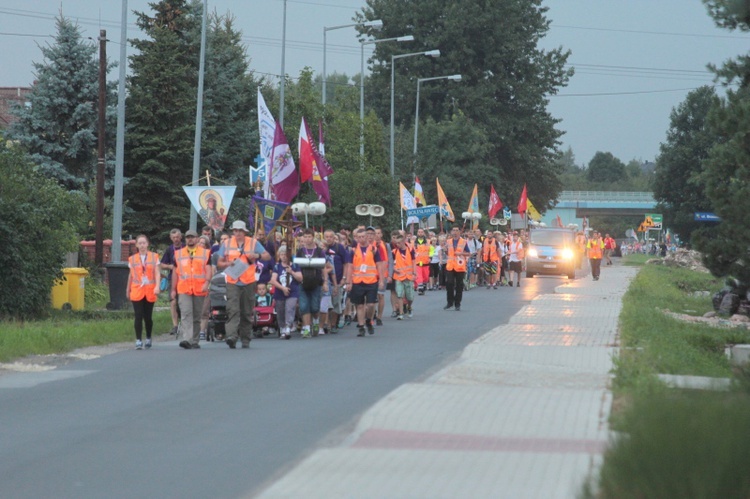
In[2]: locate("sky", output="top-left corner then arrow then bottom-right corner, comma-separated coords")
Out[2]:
1,0 -> 747,167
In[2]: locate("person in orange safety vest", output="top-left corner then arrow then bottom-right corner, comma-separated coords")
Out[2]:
127,234 -> 161,350
172,229 -> 213,349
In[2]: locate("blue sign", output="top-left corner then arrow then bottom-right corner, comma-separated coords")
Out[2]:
250,156 -> 267,184
406,205 -> 440,219
502,207 -> 512,220
694,212 -> 721,222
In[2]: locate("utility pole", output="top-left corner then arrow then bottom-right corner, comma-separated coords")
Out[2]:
95,29 -> 107,267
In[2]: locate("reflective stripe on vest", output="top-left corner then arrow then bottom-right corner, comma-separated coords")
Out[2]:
176,246 -> 209,296
446,238 -> 467,272
415,239 -> 430,265
352,246 -> 378,284
128,252 -> 159,302
483,242 -> 498,262
224,236 -> 258,285
392,248 -> 415,281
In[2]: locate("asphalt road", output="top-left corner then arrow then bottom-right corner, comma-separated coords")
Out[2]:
0,275 -> 567,499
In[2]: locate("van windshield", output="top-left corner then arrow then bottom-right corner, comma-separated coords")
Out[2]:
530,230 -> 573,246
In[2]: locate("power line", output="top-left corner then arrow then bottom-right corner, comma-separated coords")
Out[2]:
552,23 -> 750,40
553,87 -> 709,97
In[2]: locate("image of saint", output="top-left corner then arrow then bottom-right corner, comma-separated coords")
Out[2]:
199,190 -> 227,230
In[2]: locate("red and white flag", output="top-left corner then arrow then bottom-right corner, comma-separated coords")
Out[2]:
488,184 -> 503,219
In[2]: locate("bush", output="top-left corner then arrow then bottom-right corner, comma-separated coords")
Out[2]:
0,140 -> 85,319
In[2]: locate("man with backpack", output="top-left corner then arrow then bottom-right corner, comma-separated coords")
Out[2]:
295,228 -> 329,338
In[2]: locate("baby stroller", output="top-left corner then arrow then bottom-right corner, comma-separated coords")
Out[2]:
208,272 -> 228,341
252,298 -> 278,338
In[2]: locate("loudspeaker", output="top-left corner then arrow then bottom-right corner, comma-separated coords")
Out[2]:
355,204 -> 370,216
370,205 -> 385,217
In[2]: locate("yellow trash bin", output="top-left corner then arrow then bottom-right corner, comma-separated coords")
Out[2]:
63,268 -> 89,311
51,277 -> 70,310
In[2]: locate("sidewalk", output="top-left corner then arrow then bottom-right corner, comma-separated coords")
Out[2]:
257,264 -> 638,499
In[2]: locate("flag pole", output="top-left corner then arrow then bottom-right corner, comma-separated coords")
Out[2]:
401,207 -> 405,231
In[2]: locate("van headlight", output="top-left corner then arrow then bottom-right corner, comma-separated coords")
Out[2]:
527,248 -> 538,258
562,248 -> 574,260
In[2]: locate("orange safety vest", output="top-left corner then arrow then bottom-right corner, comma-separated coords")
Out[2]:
483,241 -> 499,263
352,245 -> 378,284
223,236 -> 258,285
587,239 -> 604,259
392,247 -> 416,281
414,238 -> 430,266
446,238 -> 468,272
128,251 -> 160,302
175,246 -> 210,296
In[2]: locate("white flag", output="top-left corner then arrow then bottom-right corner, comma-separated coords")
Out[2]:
258,89 -> 276,198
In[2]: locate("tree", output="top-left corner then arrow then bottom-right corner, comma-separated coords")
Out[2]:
0,139 -> 84,319
692,1 -> 750,281
7,15 -> 113,192
586,152 -> 627,183
358,0 -> 572,206
653,86 -> 719,243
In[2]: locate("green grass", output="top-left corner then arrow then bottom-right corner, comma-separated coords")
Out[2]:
621,253 -> 652,266
584,260 -> 750,498
0,311 -> 172,363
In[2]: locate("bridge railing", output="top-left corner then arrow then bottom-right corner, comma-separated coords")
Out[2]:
558,191 -> 655,203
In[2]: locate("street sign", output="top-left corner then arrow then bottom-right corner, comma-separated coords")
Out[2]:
406,205 -> 440,219
644,213 -> 663,229
694,212 -> 721,222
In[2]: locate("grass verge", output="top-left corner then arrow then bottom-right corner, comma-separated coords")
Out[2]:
0,311 -> 172,363
584,261 -> 750,498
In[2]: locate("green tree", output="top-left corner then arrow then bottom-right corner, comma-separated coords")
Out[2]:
653,86 -> 718,243
8,15 -> 113,192
587,151 -> 627,183
0,140 -> 84,319
693,1 -> 750,281
359,0 -> 572,206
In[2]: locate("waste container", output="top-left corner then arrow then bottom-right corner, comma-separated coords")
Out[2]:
64,267 -> 89,311
105,261 -> 130,310
51,277 -> 70,310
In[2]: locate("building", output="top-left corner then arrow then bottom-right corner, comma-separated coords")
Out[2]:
0,87 -> 32,129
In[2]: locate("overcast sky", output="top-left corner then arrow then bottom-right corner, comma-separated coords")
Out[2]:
1,0 -> 747,167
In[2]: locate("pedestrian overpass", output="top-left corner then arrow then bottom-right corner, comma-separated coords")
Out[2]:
540,191 -> 656,228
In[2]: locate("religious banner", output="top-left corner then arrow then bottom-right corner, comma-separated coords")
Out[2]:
183,186 -> 236,231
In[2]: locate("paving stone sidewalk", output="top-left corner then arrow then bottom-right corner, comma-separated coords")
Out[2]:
257,264 -> 638,499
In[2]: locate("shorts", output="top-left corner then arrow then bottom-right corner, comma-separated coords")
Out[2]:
385,281 -> 395,292
320,295 -> 332,312
298,286 -> 321,315
330,286 -> 344,314
349,283 -> 378,305
508,260 -> 523,273
483,261 -> 498,275
394,279 -> 415,302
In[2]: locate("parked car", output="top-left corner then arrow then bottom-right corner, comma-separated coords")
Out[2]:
525,227 -> 576,279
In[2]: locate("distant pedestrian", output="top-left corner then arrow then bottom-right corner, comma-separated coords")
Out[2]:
391,233 -> 417,319
173,230 -> 212,349
507,232 -> 524,288
269,246 -> 302,340
127,234 -> 160,350
345,228 -> 385,336
604,233 -> 616,265
160,228 -> 183,336
587,231 -> 605,281
296,228 -> 328,338
444,226 -> 469,311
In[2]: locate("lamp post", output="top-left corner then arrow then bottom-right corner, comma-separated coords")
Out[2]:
323,19 -> 382,106
390,49 -> 440,177
360,35 -> 414,158
413,74 -> 461,160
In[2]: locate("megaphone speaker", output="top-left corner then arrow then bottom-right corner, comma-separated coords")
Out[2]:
370,205 -> 385,217
355,204 -> 370,216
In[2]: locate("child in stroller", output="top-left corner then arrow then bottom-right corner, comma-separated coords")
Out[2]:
252,283 -> 278,338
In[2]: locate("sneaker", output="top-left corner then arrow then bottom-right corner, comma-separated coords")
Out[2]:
179,340 -> 192,349
145,339 -> 152,349
397,314 -> 403,320
135,340 -> 143,350
493,284 -> 498,289
507,281 -> 513,287
344,315 -> 352,327
455,305 -> 461,311
443,304 -> 453,310
191,343 -> 201,349
376,318 -> 383,326
282,333 -> 291,340
199,331 -> 206,341
241,342 -> 250,349
357,325 -> 366,337
408,309 -> 413,318
366,323 -> 375,335
330,326 -> 338,334
320,328 -> 328,336
312,323 -> 319,336
226,338 -> 237,349
301,329 -> 311,338
337,317 -> 345,328
169,326 -> 178,336
391,311 -> 399,318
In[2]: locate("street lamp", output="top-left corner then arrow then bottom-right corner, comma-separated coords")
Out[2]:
390,49 -> 441,177
323,19 -> 382,106
360,35 -> 414,158
413,74 -> 461,161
